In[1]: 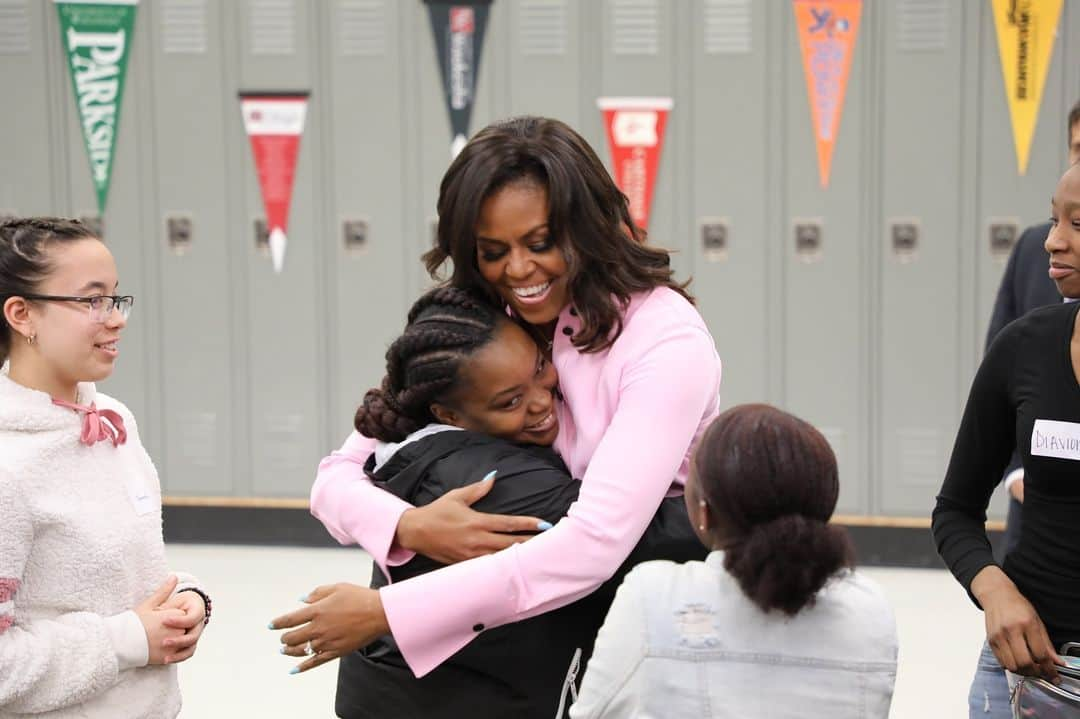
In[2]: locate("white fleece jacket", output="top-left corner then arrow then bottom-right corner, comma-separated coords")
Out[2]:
0,369 -> 196,718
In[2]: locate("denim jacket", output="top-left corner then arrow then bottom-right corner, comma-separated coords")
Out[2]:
570,552 -> 898,719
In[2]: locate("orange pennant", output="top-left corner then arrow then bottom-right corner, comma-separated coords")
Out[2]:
794,0 -> 861,188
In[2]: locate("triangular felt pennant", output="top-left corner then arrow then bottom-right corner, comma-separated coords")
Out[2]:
793,0 -> 861,188
425,1 -> 492,158
991,0 -> 1063,175
55,0 -> 139,214
597,98 -> 673,232
239,93 -> 308,274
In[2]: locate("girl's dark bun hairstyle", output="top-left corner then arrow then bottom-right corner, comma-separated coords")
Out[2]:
694,404 -> 855,615
354,287 -> 503,443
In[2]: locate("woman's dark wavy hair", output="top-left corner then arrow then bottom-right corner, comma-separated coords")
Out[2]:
0,217 -> 98,363
354,287 -> 505,443
693,404 -> 855,616
422,116 -> 692,354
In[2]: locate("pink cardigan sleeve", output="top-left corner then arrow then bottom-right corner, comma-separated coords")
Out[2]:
309,431 -> 417,575
379,324 -> 720,677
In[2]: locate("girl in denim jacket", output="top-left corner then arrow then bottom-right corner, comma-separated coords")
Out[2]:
571,404 -> 898,719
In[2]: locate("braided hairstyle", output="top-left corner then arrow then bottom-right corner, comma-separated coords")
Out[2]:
0,217 -> 99,363
355,287 -> 506,443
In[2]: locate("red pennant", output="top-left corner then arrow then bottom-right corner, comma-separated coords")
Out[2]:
240,94 -> 309,272
597,98 -> 673,231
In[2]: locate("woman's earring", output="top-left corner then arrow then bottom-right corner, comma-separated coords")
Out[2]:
698,499 -> 707,531
27,333 -> 35,346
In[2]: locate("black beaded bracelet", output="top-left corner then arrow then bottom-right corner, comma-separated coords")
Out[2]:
178,587 -> 212,625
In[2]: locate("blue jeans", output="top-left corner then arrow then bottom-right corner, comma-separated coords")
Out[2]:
969,641 -> 1013,718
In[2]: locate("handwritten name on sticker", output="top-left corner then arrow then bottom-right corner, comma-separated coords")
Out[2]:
1031,419 -> 1080,461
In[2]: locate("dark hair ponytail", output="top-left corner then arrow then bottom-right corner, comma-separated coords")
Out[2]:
694,404 -> 855,616
724,514 -> 854,616
354,287 -> 504,443
0,217 -> 98,363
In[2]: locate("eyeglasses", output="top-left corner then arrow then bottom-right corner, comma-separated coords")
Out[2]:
22,294 -> 134,323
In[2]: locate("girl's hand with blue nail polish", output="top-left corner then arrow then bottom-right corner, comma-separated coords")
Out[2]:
394,470 -> 549,564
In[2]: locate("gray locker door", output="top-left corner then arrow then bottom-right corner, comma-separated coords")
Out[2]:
598,0 -> 683,278
687,0 -> 770,410
235,0 -> 325,497
876,0 -> 966,516
975,0 -> 1072,339
507,0 -> 586,126
318,0 -> 410,441
781,1 -> 869,515
149,0 -> 237,495
0,1 -> 57,217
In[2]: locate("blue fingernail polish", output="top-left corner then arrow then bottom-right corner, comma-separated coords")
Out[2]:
267,622 -> 275,630
289,667 -> 300,675
537,520 -> 554,531
279,646 -> 287,654
482,470 -> 497,482
298,595 -> 309,603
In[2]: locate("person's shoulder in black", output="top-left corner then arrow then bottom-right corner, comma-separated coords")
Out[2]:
987,222 -> 1059,348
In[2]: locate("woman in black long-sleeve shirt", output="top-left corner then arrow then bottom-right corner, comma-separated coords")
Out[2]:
933,163 -> 1080,716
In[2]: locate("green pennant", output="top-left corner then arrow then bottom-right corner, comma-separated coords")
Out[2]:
55,0 -> 138,214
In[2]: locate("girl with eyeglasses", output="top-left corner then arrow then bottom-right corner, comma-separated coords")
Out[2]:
0,217 -> 210,718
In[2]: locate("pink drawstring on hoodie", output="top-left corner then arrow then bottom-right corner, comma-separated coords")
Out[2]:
51,398 -> 127,447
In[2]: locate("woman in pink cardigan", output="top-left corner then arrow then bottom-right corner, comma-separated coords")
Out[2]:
271,117 -> 723,684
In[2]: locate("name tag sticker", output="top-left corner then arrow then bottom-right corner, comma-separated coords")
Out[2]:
1031,420 -> 1080,461
126,481 -> 158,516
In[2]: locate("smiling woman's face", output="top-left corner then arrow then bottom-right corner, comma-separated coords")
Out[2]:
431,319 -> 560,446
474,182 -> 571,328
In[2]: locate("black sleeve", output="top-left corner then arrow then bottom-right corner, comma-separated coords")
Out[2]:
426,448 -> 581,526
932,329 -> 1019,606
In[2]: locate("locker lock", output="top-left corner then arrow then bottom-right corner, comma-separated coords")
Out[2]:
166,214 -> 193,255
79,215 -> 104,241
700,218 -> 729,262
254,218 -> 270,255
343,219 -> 368,255
889,219 -> 919,263
988,219 -> 1019,261
793,220 -> 823,263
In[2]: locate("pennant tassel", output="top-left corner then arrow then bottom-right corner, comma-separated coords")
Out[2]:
269,228 -> 287,274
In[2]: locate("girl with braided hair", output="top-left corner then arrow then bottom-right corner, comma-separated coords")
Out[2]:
273,116 -> 721,698
327,286 -> 604,718
0,218 -> 210,718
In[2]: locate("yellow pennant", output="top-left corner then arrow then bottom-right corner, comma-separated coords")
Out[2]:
991,0 -> 1063,175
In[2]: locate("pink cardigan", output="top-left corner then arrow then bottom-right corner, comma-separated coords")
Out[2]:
310,287 -> 722,676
